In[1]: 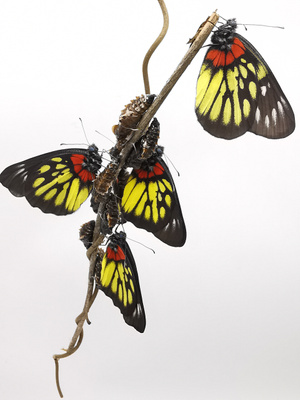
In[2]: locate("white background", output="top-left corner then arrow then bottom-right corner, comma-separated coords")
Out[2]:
0,1 -> 299,399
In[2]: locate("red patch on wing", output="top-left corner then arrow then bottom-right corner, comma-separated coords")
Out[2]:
152,162 -> 164,176
71,154 -> 95,182
206,49 -> 226,67
136,169 -> 149,179
136,162 -> 164,179
230,38 -> 245,59
206,37 -> 246,67
106,246 -> 125,261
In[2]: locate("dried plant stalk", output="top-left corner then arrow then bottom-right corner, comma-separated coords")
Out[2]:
53,10 -> 219,398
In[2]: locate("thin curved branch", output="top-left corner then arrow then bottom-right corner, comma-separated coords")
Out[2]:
53,10 -> 219,397
142,0 -> 169,94
124,12 -> 219,163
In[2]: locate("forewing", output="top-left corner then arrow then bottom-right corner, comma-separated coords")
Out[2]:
0,149 -> 96,215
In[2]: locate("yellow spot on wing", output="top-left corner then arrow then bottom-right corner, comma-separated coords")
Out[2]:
148,181 -> 158,200
165,194 -> 171,208
122,176 -> 137,204
44,188 -> 57,200
223,98 -> 232,125
135,192 -> 148,217
159,206 -> 166,219
111,273 -> 118,293
243,99 -> 251,118
123,180 -> 146,213
247,63 -> 255,75
249,81 -> 257,99
65,178 -> 80,211
210,80 -> 226,122
257,63 -> 267,80
130,279 -> 134,291
227,67 -> 239,92
162,179 -> 172,192
152,198 -> 159,223
35,180 -> 56,196
239,65 -> 247,79
144,204 -> 151,220
198,69 -> 224,116
56,164 -> 67,170
196,64 -> 212,108
239,78 -> 244,90
128,290 -> 133,305
55,182 -> 69,206
100,257 -> 114,287
57,171 -> 72,184
158,180 -> 166,193
73,186 -> 89,211
233,90 -> 242,126
38,165 -> 50,174
118,283 -> 123,303
33,177 -> 45,188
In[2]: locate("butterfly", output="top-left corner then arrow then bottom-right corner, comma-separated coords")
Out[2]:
120,147 -> 186,247
195,18 -> 295,139
96,231 -> 146,333
0,144 -> 102,215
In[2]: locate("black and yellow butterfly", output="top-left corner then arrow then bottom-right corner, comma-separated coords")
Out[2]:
0,144 -> 102,215
120,147 -> 186,247
96,232 -> 146,333
195,18 -> 295,139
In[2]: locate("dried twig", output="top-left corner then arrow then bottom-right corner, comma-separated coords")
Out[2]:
53,10 -> 219,397
142,0 -> 169,94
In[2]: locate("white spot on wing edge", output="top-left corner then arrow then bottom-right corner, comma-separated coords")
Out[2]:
271,108 -> 277,125
277,101 -> 284,115
280,96 -> 287,107
265,115 -> 270,128
255,108 -> 261,123
260,86 -> 267,96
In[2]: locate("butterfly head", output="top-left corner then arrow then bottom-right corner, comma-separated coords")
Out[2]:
82,144 -> 102,174
109,231 -> 127,250
211,18 -> 237,50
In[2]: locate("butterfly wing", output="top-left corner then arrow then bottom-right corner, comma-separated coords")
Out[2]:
121,157 -> 186,247
195,29 -> 295,139
0,146 -> 102,215
98,233 -> 146,333
237,33 -> 295,138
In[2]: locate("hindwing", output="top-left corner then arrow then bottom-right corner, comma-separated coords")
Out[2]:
0,145 -> 102,215
195,19 -> 295,139
97,232 -> 146,333
121,156 -> 186,247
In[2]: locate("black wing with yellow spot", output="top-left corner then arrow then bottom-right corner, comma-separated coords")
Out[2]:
195,19 -> 295,139
120,153 -> 186,247
0,144 -> 102,215
97,232 -> 146,333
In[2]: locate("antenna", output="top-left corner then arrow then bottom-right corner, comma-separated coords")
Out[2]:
79,118 -> 90,144
127,236 -> 156,254
164,153 -> 180,177
95,130 -> 115,144
237,22 -> 284,30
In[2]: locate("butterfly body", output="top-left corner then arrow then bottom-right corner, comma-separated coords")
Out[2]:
96,232 -> 146,333
0,144 -> 102,215
195,19 -> 295,139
